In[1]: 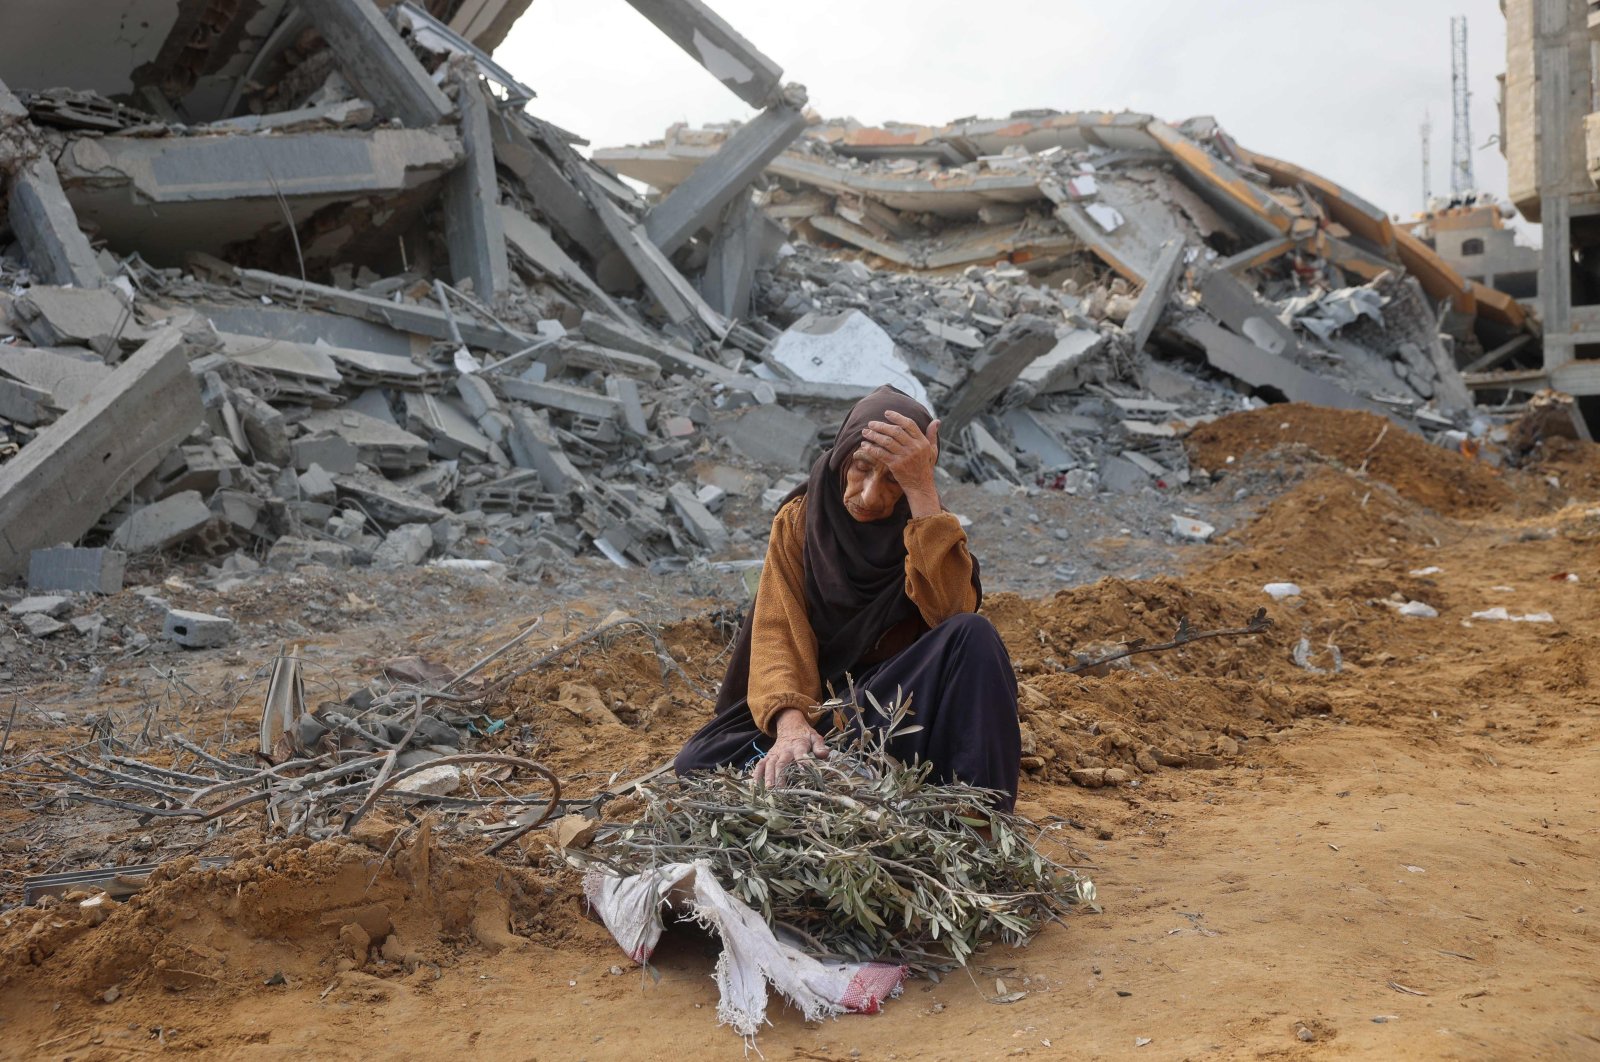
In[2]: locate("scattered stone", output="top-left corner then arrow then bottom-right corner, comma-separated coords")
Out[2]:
21,613 -> 67,638
1169,515 -> 1215,543
8,595 -> 70,618
372,524 -> 435,567
392,764 -> 462,797
267,537 -> 356,570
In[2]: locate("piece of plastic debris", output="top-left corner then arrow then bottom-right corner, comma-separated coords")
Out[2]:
1470,607 -> 1553,623
1263,582 -> 1302,600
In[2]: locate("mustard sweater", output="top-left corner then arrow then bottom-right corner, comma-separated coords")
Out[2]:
747,496 -> 979,735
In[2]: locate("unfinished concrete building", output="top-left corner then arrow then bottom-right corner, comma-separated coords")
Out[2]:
1498,0 -> 1600,425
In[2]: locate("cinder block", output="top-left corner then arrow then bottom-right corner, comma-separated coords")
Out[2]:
163,608 -> 234,649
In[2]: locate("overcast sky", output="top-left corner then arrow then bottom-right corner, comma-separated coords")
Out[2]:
496,0 -> 1517,227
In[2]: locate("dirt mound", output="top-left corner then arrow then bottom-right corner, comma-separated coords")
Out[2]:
1188,404 -> 1513,515
0,830 -> 605,1007
1200,465 -> 1445,585
486,617 -> 725,784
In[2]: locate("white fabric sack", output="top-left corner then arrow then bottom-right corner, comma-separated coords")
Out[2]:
584,859 -> 906,1038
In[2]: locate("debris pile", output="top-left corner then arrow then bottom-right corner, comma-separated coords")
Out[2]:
0,1 -> 1549,620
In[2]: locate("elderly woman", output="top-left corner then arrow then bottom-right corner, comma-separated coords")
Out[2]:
674,385 -> 1021,809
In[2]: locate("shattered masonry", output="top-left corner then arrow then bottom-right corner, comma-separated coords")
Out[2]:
0,0 -> 1552,594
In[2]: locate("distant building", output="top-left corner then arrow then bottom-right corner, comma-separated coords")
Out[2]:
1498,0 -> 1600,412
1400,198 -> 1540,302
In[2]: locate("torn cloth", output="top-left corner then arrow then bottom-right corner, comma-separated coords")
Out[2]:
584,860 -> 906,1037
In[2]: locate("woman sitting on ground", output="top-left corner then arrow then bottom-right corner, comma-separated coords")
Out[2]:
674,385 -> 1021,809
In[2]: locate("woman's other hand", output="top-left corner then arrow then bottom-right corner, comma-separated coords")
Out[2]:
753,707 -> 830,788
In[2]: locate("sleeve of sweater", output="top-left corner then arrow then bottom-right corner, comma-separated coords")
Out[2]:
903,512 -> 979,625
746,497 -> 823,736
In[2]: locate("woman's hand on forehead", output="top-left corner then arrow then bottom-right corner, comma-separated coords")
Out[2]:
859,411 -> 942,516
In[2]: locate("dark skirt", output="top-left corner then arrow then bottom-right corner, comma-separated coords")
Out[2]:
673,613 -> 1021,810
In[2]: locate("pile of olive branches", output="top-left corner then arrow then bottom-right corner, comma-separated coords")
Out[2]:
577,694 -> 1097,971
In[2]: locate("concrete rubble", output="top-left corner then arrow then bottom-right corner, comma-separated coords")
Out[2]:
0,2 -> 1545,616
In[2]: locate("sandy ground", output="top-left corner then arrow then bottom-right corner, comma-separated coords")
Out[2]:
1,404 -> 1598,1060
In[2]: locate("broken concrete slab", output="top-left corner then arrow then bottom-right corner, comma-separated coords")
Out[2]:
570,164 -> 732,338
1124,237 -> 1186,352
1177,318 -> 1393,419
21,613 -> 67,638
767,310 -> 930,409
267,537 -> 357,570
292,434 -> 361,474
9,595 -> 71,618
490,111 -> 616,262
0,378 -> 55,425
717,404 -> 819,467
1000,408 -> 1074,470
605,376 -> 650,437
110,491 -> 213,553
8,153 -> 104,289
668,482 -> 729,551
12,287 -> 147,356
0,347 -> 111,410
498,377 -> 625,421
941,315 -> 1058,437
507,407 -> 587,493
298,0 -> 454,128
1018,328 -> 1107,395
163,608 -> 234,649
28,546 -> 126,594
233,389 -> 293,467
58,128 -> 461,265
300,409 -> 431,471
579,314 -> 732,380
1098,453 -> 1151,494
373,524 -> 435,567
333,472 -> 452,527
1,76 -> 103,289
321,345 -> 444,390
217,333 -> 345,398
0,328 -> 201,579
402,391 -> 494,461
1196,269 -> 1300,357
699,191 -> 762,319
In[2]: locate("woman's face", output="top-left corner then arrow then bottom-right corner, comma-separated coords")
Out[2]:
841,446 -> 904,522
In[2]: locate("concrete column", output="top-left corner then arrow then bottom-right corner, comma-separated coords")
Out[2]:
644,98 -> 807,256
1,78 -> 102,288
298,0 -> 452,128
444,76 -> 511,299
621,0 -> 784,107
1536,0 -> 1577,369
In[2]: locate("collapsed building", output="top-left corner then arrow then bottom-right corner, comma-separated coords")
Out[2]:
0,0 -> 1555,616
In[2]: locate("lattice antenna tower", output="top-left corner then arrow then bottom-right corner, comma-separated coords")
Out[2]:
1450,15 -> 1475,196
1421,111 -> 1433,209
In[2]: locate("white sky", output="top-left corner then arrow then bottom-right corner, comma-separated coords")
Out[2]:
495,0 -> 1515,225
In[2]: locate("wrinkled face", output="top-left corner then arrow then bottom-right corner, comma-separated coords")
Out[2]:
841,446 -> 904,522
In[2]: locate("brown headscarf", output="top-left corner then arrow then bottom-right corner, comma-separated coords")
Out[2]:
711,385 -> 982,716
